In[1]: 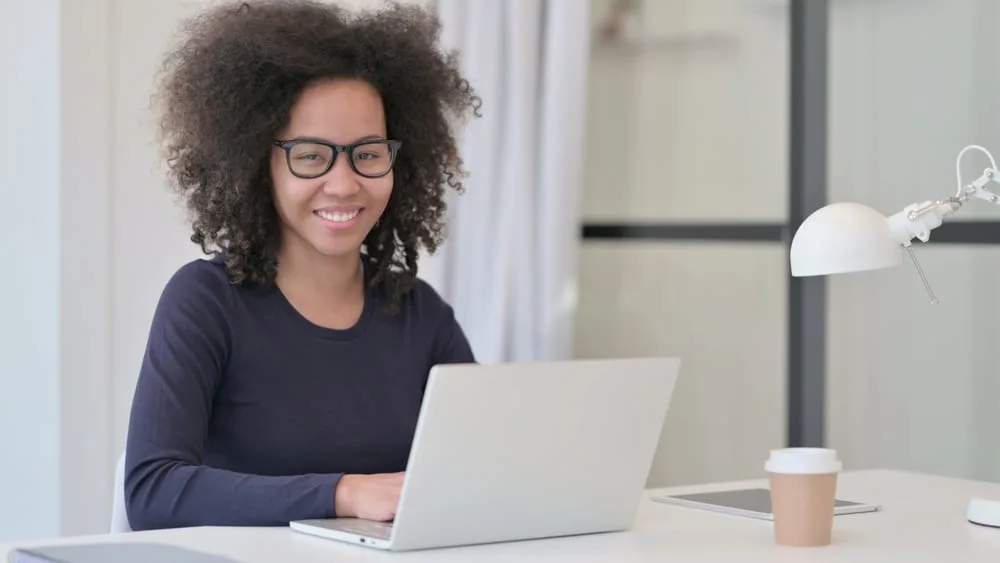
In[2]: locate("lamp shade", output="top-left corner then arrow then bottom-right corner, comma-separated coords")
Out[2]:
790,202 -> 903,277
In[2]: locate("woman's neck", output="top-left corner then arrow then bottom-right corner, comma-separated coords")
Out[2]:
274,238 -> 366,329
277,245 -> 362,294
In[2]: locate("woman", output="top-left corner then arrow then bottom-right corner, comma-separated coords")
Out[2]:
124,0 -> 480,531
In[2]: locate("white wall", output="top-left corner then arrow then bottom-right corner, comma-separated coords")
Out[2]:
1,0 -> 63,543
574,0 -> 789,487
826,0 -> 1000,482
576,0 -> 1000,488
0,0 -> 427,543
0,0 -> 201,542
582,0 -> 788,224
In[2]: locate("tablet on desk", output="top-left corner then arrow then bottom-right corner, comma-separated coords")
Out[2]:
651,488 -> 881,521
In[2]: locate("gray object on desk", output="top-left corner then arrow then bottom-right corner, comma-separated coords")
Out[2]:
651,487 -> 881,521
7,542 -> 238,563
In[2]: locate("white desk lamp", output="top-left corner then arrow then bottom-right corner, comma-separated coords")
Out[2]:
788,144 -> 1000,528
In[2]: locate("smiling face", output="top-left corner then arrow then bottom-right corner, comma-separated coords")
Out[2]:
270,78 -> 394,261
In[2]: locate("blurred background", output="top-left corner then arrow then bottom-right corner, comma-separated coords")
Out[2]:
3,0 -> 1000,543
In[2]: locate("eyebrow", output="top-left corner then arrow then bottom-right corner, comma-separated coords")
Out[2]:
288,134 -> 386,144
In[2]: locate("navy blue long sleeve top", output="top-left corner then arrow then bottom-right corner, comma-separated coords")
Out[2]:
123,256 -> 475,531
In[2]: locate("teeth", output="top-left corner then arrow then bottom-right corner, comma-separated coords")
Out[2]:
316,209 -> 360,223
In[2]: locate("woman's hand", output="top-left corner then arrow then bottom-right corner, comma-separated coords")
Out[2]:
334,472 -> 405,521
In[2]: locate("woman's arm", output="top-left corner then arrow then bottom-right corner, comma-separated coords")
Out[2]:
430,300 -> 476,366
124,261 -> 343,530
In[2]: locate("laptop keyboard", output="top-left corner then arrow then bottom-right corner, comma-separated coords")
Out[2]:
338,520 -> 393,540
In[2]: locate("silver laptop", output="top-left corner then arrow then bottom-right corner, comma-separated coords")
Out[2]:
290,357 -> 681,551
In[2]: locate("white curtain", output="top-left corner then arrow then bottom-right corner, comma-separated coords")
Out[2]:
422,0 -> 591,364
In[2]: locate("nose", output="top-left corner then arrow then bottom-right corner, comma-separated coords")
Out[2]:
319,152 -> 362,197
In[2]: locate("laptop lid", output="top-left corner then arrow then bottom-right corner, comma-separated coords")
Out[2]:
389,357 -> 680,551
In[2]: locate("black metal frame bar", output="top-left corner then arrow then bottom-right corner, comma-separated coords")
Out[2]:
582,221 -> 1000,244
582,223 -> 785,242
578,0 -> 1000,448
786,0 -> 828,447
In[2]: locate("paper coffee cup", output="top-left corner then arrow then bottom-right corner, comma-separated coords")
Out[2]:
764,448 -> 842,547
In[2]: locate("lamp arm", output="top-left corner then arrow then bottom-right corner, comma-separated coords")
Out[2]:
886,145 -> 1000,246
954,144 -> 1000,198
874,145 -> 1000,305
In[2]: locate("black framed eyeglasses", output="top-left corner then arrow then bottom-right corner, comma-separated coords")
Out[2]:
272,138 -> 402,179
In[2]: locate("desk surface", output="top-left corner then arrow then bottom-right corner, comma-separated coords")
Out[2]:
6,469 -> 1000,562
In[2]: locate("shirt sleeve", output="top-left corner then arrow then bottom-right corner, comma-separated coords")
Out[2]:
124,261 -> 343,531
430,300 -> 476,366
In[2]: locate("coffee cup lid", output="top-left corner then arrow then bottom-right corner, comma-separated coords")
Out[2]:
765,448 -> 842,474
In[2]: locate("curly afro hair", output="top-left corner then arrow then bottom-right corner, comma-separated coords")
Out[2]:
156,0 -> 480,308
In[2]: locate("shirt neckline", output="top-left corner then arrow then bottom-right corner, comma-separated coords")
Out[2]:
270,258 -> 377,342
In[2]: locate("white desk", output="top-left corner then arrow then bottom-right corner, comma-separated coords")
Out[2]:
6,469 -> 1000,562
